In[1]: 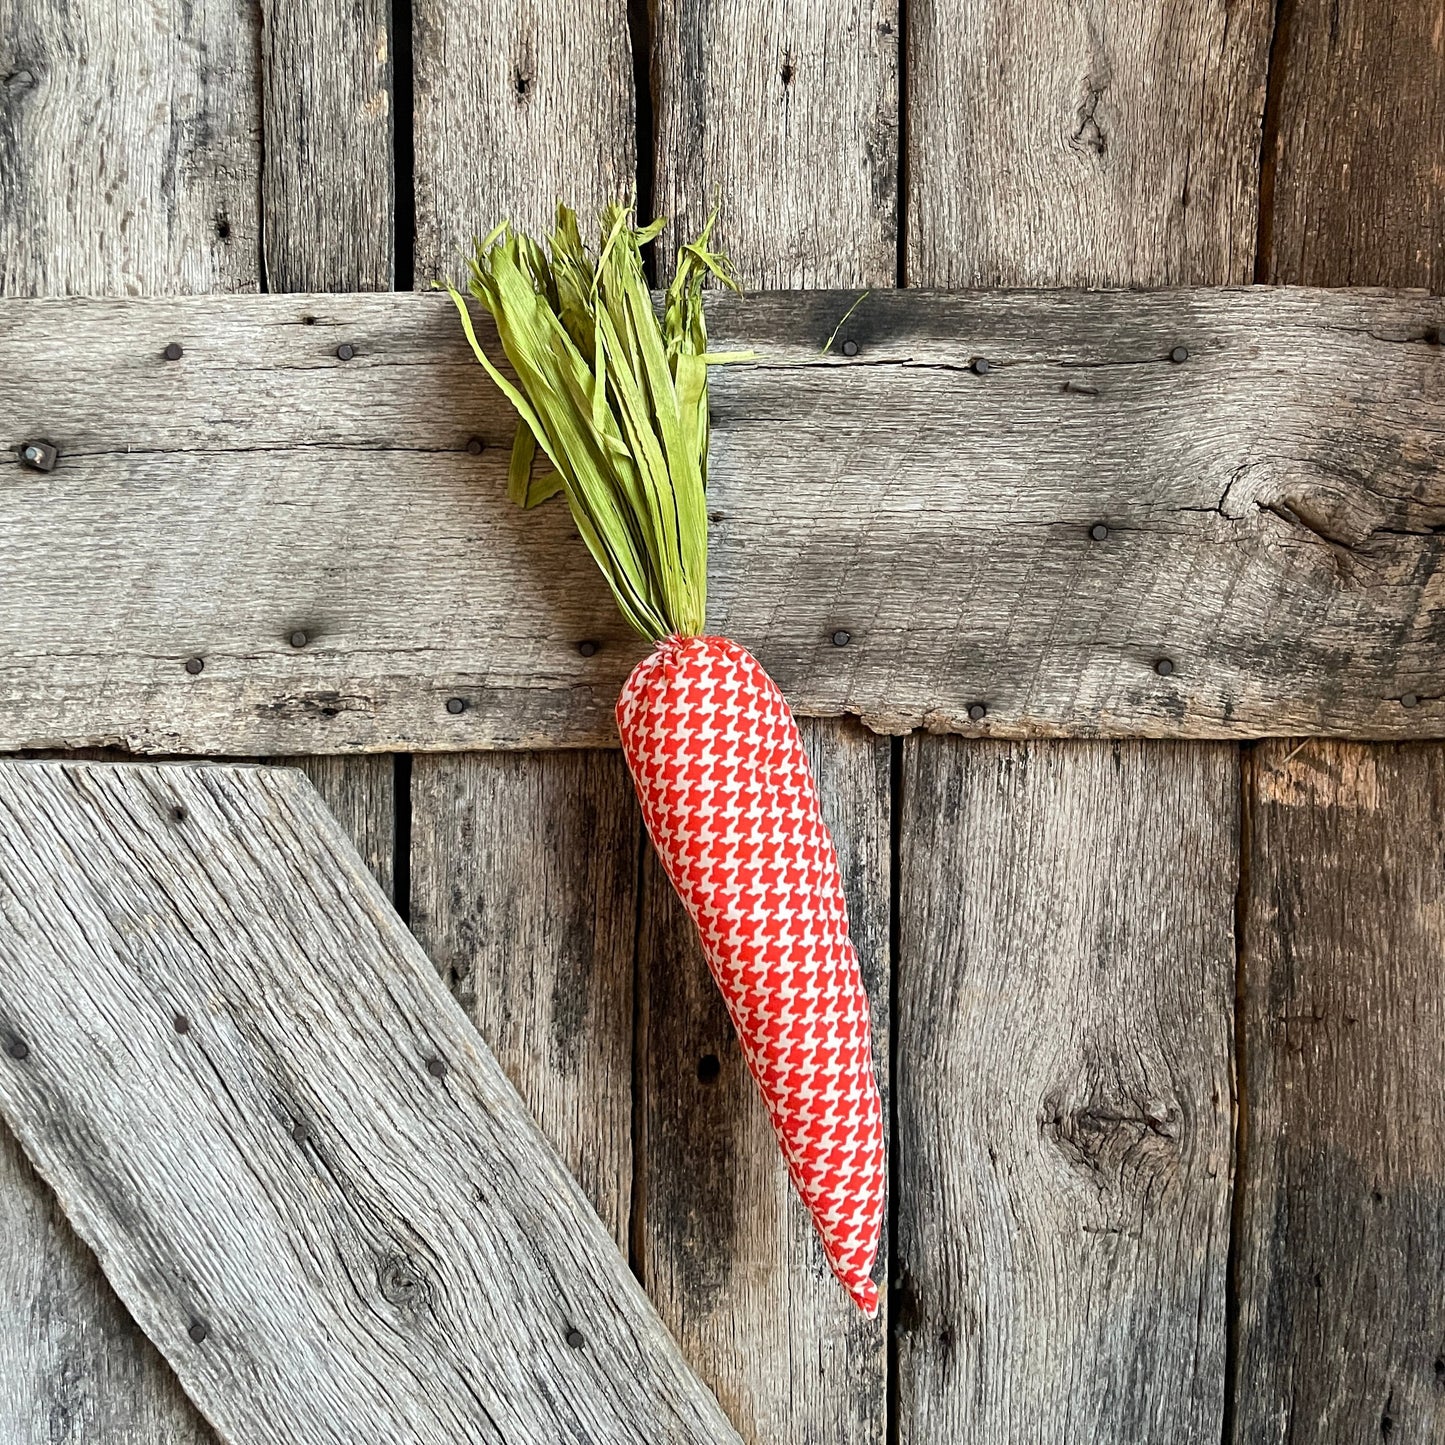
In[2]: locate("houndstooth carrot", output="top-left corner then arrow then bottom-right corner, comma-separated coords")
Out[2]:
449,203 -> 885,1314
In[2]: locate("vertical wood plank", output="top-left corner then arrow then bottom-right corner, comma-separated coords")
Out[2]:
285,755 -> 396,899
1258,0 -> 1445,291
645,12 -> 897,1439
1,2 -> 256,1438
409,751 -> 639,1245
411,0 -> 635,279
0,0 -> 261,297
652,0 -> 899,287
1235,743 -> 1445,1441
259,0 -> 395,290
896,740 -> 1237,1440
406,0 -> 641,1272
898,8 -> 1261,1435
905,0 -> 1274,287
1236,13 -> 1445,1437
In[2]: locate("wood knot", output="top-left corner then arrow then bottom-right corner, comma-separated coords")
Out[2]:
377,1254 -> 430,1311
1040,1080 -> 1182,1191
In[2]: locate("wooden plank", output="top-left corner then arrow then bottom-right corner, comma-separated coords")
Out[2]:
411,0 -> 634,280
1258,0 -> 1445,291
651,0 -> 899,287
642,15 -> 896,1438
905,0 -> 1274,287
258,0 -> 395,291
635,720 -> 890,1441
1234,743 -> 1445,1439
0,760 -> 740,1445
408,751 -> 638,1246
284,755 -> 396,899
3,286 -> 1443,754
894,739 -> 1237,1439
0,0 -> 261,297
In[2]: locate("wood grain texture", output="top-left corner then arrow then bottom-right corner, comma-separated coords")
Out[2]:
282,754 -> 396,899
0,0 -> 261,298
408,751 -> 639,1247
1234,742 -> 1445,1441
894,739 -> 1237,1441
1259,0 -> 1445,292
0,760 -> 739,1445
411,0 -> 634,282
636,720 -> 891,1443
2,286 -> 1443,753
651,0 -> 898,288
905,0 -> 1274,287
259,0 -> 394,291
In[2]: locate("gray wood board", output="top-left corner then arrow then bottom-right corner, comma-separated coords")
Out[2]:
905,0 -> 1273,288
408,751 -> 639,1248
894,738 -> 1238,1441
2,286 -> 1443,752
1234,741 -> 1445,1441
0,760 -> 738,1445
634,720 -> 892,1441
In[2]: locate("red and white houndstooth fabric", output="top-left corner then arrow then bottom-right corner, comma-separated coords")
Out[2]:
617,633 -> 886,1313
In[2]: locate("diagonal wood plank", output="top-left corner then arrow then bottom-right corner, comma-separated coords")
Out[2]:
0,760 -> 738,1445
3,286 -> 1443,754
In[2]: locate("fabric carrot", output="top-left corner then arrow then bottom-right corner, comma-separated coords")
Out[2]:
449,203 -> 885,1314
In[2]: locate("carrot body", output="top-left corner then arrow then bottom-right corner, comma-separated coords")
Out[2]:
618,633 -> 886,1313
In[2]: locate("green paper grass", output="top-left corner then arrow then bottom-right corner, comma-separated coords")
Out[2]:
449,203 -> 749,642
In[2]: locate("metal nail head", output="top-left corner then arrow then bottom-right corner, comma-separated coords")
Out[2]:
832,630 -> 852,647
968,703 -> 987,721
184,657 -> 205,675
163,342 -> 183,361
1090,523 -> 1109,541
445,697 -> 466,715
1170,346 -> 1189,364
19,440 -> 58,472
187,1320 -> 208,1344
1155,658 -> 1175,677
426,1057 -> 448,1078
4,1037 -> 29,1061
466,437 -> 485,455
577,640 -> 599,658
170,804 -> 189,823
1401,693 -> 1421,709
173,1013 -> 191,1034
972,357 -> 990,376
841,339 -> 859,357
697,1053 -> 721,1083
336,343 -> 356,361
565,1328 -> 585,1349
289,630 -> 308,648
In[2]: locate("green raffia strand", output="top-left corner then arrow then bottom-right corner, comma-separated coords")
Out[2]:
448,203 -> 751,642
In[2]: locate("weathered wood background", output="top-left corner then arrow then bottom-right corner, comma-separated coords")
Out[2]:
1,0 -> 1442,1441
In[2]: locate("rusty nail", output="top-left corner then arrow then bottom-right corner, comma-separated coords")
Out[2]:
466,436 -> 485,455
426,1057 -> 448,1078
972,357 -> 990,376
967,703 -> 987,722
173,1013 -> 191,1034
163,342 -> 183,361
19,440 -> 57,472
170,804 -> 189,823
577,640 -> 599,658
1090,523 -> 1109,541
445,697 -> 466,715
832,630 -> 852,647
841,339 -> 859,357
1155,658 -> 1175,677
187,1320 -> 208,1344
697,1053 -> 721,1083
336,343 -> 356,361
184,657 -> 204,675
565,1328 -> 585,1349
1170,346 -> 1189,364
289,630 -> 308,648
1401,693 -> 1421,709
4,1036 -> 29,1061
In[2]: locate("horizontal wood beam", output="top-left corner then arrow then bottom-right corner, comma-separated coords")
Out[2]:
0,760 -> 739,1445
1,287 -> 1441,752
